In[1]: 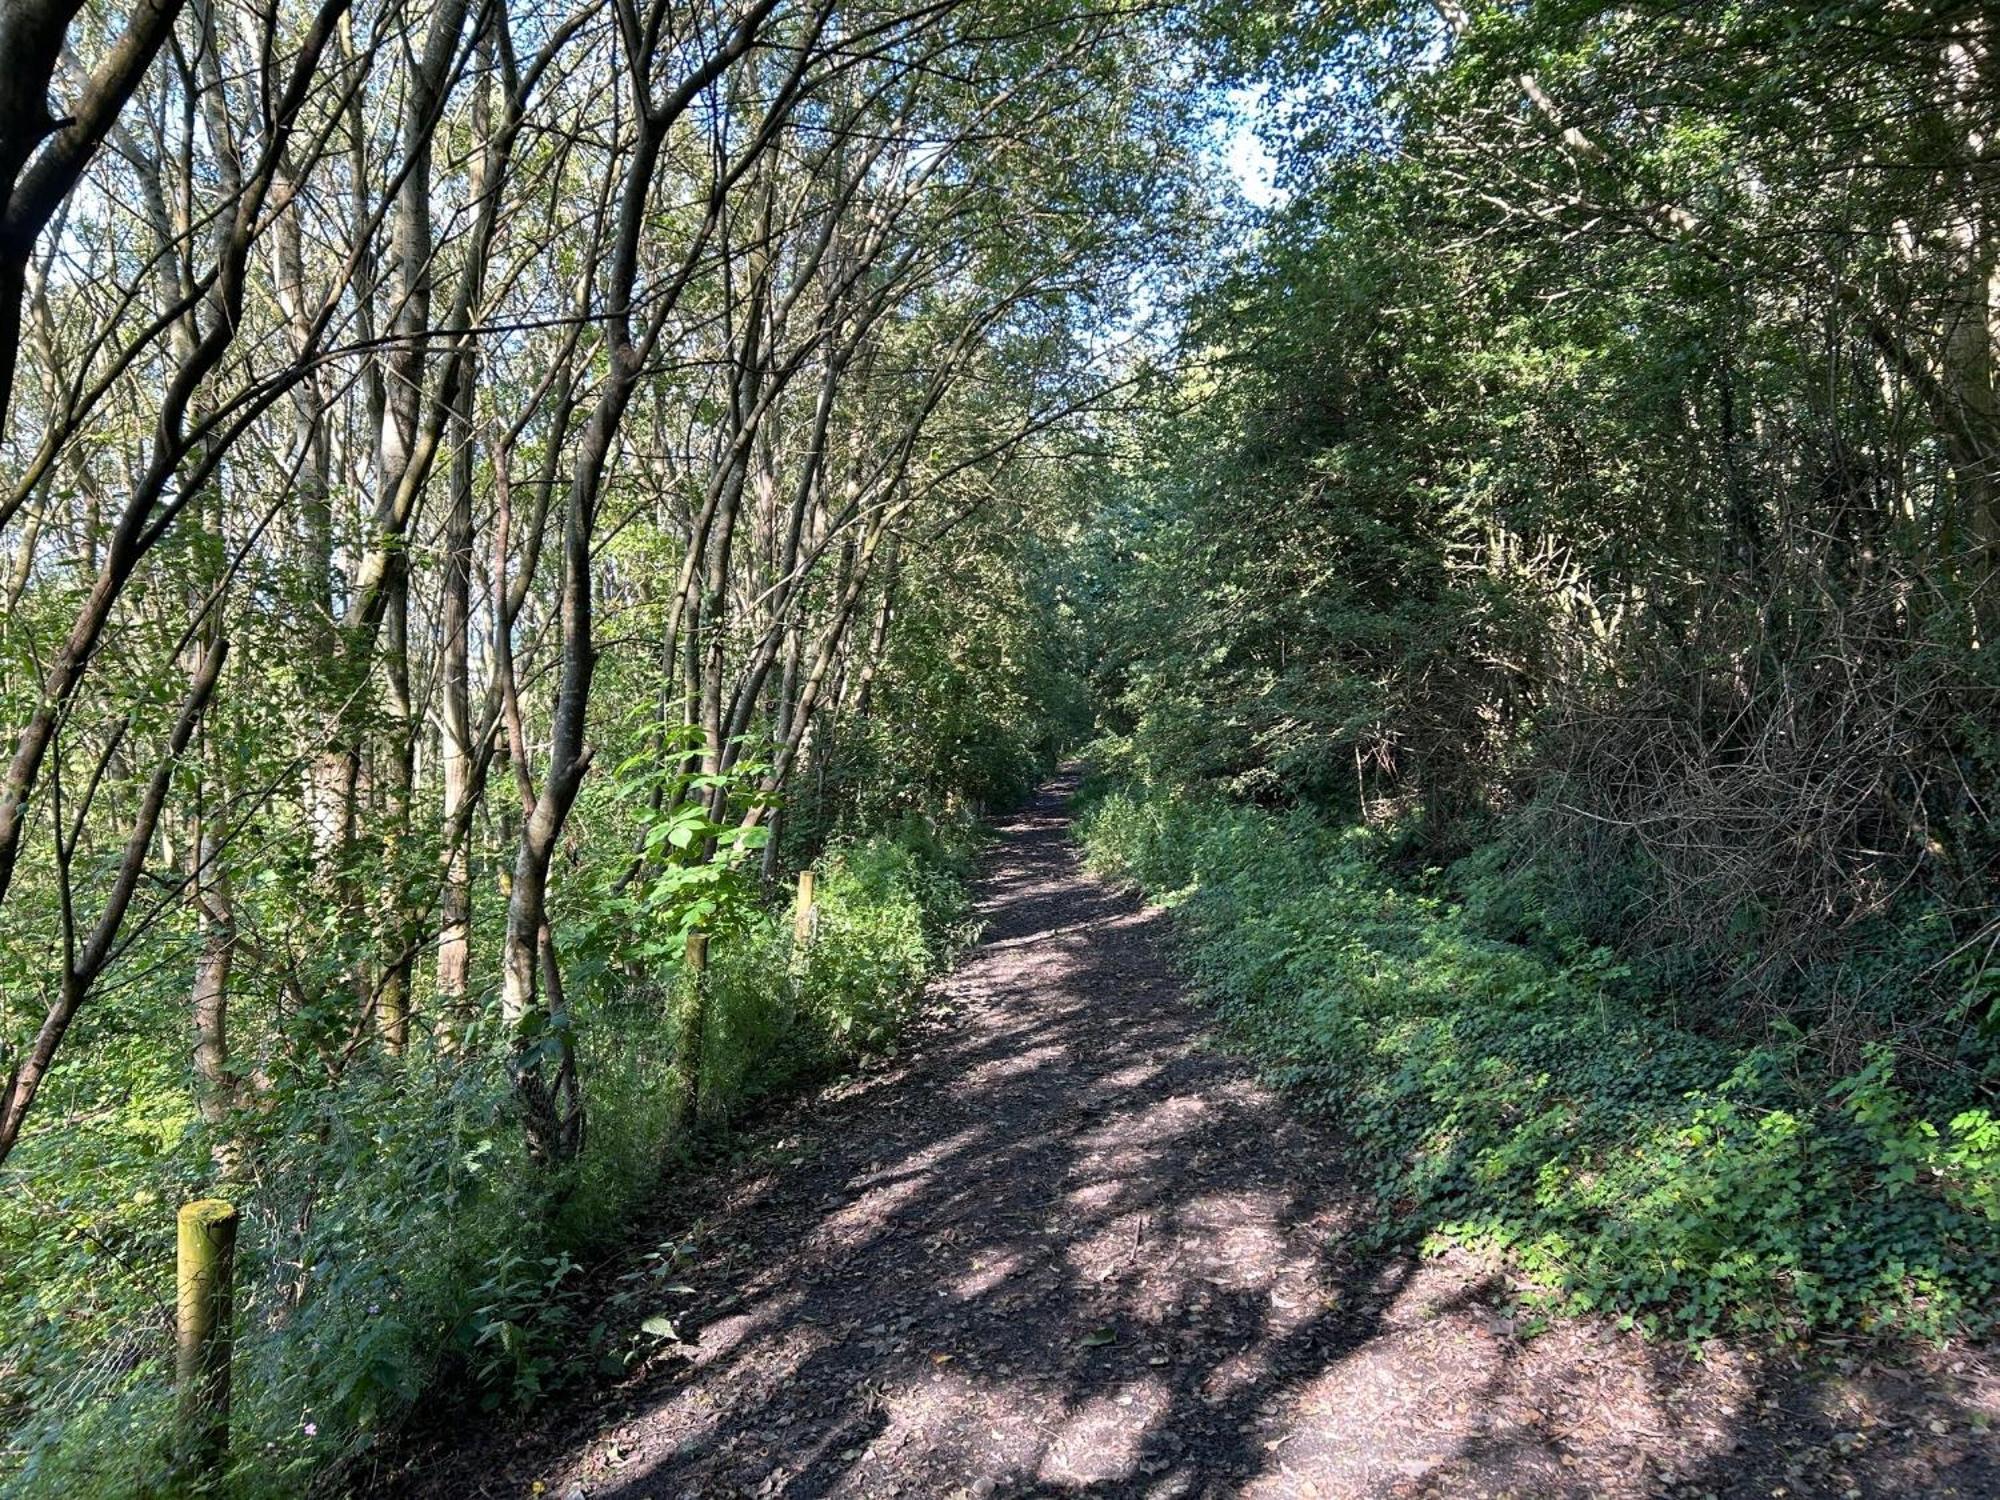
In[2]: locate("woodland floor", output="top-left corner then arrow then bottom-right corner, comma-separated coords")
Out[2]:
392,777 -> 1999,1500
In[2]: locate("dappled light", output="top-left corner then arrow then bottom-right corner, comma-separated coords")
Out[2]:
398,784 -> 1999,1498
5,0 -> 2000,1493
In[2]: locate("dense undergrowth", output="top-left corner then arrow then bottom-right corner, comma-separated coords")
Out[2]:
1054,0 -> 2000,1359
1078,770 -> 2000,1347
0,823 -> 977,1499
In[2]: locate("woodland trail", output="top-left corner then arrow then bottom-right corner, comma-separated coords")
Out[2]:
403,778 -> 1998,1500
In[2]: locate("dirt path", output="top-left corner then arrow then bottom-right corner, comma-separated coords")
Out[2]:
405,778 -> 1997,1499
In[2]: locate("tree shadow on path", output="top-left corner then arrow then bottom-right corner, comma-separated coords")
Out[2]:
406,776 -> 2000,1500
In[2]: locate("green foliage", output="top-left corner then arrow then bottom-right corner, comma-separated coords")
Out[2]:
796,828 -> 975,1054
560,724 -> 775,1007
1082,0 -> 2000,1021
784,528 -> 1091,858
1064,20 -> 2000,1372
1079,780 -> 2000,1345
0,0 -> 1195,1493
0,813 -> 975,1499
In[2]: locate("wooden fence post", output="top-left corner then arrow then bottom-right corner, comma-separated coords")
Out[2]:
671,931 -> 709,1137
176,1198 -> 238,1477
793,869 -> 817,953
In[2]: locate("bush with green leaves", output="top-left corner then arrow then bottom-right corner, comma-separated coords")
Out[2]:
796,828 -> 974,1054
0,808 -> 978,1499
1078,778 -> 2000,1344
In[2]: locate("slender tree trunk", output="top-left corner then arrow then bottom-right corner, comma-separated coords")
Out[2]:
1940,13 -> 2000,573
436,369 -> 476,1043
376,569 -> 416,1052
190,820 -> 236,1132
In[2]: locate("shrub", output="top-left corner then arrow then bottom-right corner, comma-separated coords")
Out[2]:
0,820 -> 976,1498
1079,783 -> 2000,1344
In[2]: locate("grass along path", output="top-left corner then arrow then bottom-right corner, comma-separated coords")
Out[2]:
395,776 -> 1998,1499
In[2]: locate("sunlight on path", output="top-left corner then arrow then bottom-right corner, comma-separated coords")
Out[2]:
417,778 -> 2000,1500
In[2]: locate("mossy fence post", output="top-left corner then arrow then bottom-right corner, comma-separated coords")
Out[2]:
671,930 -> 709,1137
175,1198 -> 238,1479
